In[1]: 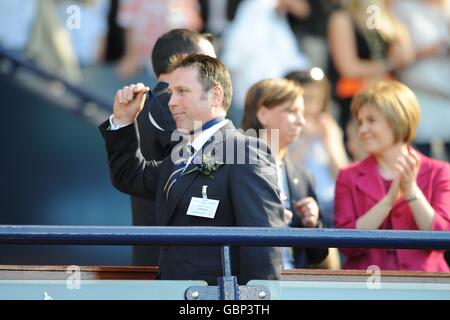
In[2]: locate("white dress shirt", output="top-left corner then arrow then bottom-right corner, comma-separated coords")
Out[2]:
109,115 -> 229,174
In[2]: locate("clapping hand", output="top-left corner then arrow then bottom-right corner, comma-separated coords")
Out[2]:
386,149 -> 421,205
395,148 -> 421,199
113,83 -> 150,126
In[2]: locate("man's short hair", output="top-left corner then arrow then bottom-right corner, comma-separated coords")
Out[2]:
168,54 -> 233,112
152,29 -> 213,77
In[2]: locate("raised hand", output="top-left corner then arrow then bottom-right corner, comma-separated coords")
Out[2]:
113,83 -> 150,126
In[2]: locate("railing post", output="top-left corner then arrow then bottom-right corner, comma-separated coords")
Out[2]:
218,245 -> 239,300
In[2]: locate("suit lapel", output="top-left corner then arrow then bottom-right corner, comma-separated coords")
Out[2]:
355,156 -> 385,203
156,160 -> 175,226
284,158 -> 307,206
165,164 -> 200,223
284,159 -> 301,227
164,121 -> 234,224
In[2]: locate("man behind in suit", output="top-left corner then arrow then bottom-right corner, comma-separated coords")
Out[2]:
132,29 -> 216,265
100,54 -> 284,285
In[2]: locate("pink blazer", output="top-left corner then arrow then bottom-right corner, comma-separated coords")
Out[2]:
335,151 -> 450,272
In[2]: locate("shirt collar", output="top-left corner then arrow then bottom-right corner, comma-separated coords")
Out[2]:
189,119 -> 229,153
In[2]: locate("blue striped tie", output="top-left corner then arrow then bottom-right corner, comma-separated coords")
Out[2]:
163,145 -> 194,201
163,117 -> 225,201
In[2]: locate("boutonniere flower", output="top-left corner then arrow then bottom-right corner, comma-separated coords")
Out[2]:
184,152 -> 224,179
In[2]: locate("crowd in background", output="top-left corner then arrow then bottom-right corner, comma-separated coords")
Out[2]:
1,0 -> 449,271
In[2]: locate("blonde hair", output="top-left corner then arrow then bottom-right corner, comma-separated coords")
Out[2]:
242,79 -> 304,131
351,80 -> 420,144
345,0 -> 398,43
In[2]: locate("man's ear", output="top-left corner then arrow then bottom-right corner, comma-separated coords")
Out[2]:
210,86 -> 224,108
256,105 -> 268,126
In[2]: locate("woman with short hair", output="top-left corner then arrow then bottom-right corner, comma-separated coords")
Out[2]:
335,80 -> 450,271
242,78 -> 329,269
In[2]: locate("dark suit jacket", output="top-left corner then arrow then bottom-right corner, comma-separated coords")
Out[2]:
284,158 -> 329,268
131,82 -> 175,265
100,120 -> 284,285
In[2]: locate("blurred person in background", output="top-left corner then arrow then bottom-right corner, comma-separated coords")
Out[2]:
335,81 -> 450,272
285,69 -> 348,229
221,0 -> 310,126
287,0 -> 340,70
393,0 -> 450,161
0,0 -> 36,54
78,0 -> 204,104
328,0 -> 415,143
242,78 -> 329,269
27,0 -> 83,82
116,0 -> 203,79
99,0 -> 126,64
197,0 -> 244,54
198,0 -> 230,38
55,0 -> 110,67
285,69 -> 347,269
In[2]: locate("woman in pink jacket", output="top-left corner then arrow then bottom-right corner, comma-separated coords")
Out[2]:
335,80 -> 450,272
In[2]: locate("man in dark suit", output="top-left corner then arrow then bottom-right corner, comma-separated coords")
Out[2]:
100,54 -> 284,285
131,29 -> 216,265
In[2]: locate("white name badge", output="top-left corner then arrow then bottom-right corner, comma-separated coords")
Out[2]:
186,197 -> 219,219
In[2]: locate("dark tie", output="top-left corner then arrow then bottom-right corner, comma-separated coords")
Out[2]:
163,117 -> 225,201
163,144 -> 194,201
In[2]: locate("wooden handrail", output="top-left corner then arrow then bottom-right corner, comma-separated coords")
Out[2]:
1,265 -> 449,283
0,265 -> 159,280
